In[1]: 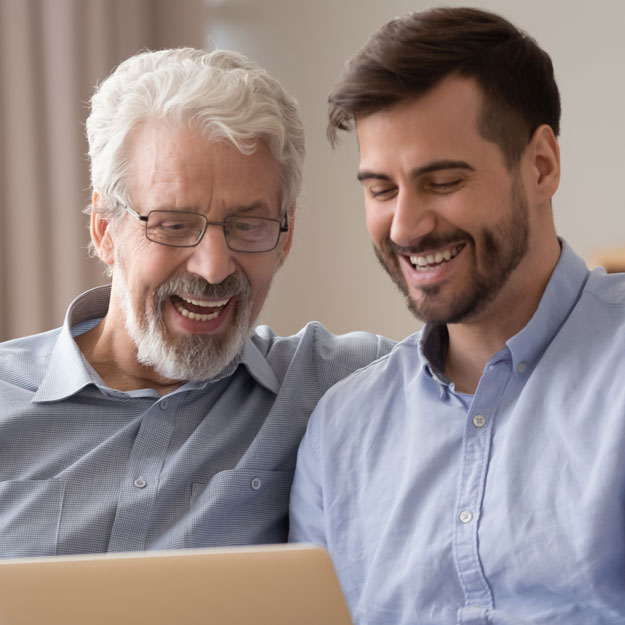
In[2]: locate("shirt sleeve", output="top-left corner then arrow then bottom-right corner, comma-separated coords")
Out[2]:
288,404 -> 327,546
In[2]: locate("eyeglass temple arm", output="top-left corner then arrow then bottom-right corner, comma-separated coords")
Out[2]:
120,201 -> 148,223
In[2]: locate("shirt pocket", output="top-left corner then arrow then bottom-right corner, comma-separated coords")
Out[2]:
0,480 -> 65,557
189,468 -> 294,547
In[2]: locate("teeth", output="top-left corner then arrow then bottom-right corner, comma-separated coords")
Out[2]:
410,244 -> 463,270
177,307 -> 220,321
173,296 -> 231,321
181,296 -> 230,308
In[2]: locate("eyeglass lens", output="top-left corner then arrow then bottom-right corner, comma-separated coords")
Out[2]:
145,211 -> 281,251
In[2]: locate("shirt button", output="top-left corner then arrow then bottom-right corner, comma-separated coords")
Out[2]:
160,399 -> 168,410
133,477 -> 147,489
459,510 -> 473,524
250,477 -> 262,490
472,414 -> 486,428
517,362 -> 527,373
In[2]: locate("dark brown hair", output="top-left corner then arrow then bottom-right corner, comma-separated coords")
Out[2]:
328,7 -> 561,167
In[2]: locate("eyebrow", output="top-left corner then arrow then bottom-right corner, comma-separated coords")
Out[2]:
357,159 -> 475,182
227,201 -> 275,216
152,200 -> 274,215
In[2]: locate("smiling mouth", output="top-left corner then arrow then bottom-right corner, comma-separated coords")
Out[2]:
409,243 -> 465,271
171,295 -> 231,321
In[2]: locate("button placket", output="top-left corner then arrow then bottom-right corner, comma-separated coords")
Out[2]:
107,400 -> 177,552
452,355 -> 512,610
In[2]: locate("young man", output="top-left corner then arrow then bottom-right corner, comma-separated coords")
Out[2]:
0,48 -> 392,558
290,8 -> 625,624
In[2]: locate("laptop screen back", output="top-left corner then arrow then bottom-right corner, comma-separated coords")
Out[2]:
0,544 -> 353,625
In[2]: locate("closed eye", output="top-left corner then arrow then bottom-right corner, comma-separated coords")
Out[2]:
366,185 -> 397,200
159,221 -> 187,231
428,179 -> 462,193
231,220 -> 254,232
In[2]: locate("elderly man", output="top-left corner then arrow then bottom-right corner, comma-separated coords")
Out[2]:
290,7 -> 625,625
0,48 -> 392,558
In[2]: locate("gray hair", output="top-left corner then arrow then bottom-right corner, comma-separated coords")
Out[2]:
86,47 -> 305,220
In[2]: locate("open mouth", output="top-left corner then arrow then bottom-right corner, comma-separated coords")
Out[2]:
409,243 -> 465,271
171,295 -> 231,321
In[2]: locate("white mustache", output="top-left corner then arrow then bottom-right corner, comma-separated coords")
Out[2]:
154,273 -> 251,305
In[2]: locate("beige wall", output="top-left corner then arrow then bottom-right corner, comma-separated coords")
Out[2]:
3,0 -> 624,342
208,0 -> 625,341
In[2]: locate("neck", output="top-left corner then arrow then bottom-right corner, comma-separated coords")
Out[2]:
444,238 -> 561,394
75,314 -> 184,396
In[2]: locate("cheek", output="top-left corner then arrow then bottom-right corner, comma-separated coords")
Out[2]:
365,203 -> 393,246
120,246 -> 184,295
245,258 -> 279,303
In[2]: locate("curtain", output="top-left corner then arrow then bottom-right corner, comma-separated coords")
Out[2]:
0,0 -> 207,341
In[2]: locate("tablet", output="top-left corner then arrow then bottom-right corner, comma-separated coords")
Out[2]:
0,543 -> 353,625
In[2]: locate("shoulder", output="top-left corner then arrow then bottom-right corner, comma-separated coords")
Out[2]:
0,328 -> 61,390
251,321 -> 396,390
570,268 -> 625,336
318,330 -> 422,404
583,267 -> 625,306
558,268 -> 625,370
297,330 -> 425,459
252,321 -> 395,364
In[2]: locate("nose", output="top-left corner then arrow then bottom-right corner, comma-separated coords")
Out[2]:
184,225 -> 237,284
389,188 -> 437,248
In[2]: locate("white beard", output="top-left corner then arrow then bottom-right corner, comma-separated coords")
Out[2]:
114,260 -> 252,382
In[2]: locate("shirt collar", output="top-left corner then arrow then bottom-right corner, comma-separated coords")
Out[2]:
505,239 -> 589,372
419,239 -> 590,383
178,339 -> 280,395
34,286 -> 111,402
239,340 -> 281,394
420,324 -> 449,383
34,285 -> 281,402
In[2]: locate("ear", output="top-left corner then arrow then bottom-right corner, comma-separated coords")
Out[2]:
525,124 -> 560,202
277,203 -> 296,267
90,191 -> 116,267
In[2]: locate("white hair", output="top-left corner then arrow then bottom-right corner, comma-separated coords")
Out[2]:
86,47 -> 305,220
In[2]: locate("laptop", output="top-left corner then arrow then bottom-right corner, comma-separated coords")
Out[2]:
0,543 -> 353,625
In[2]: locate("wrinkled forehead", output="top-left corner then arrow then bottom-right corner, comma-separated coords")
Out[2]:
124,121 -> 282,215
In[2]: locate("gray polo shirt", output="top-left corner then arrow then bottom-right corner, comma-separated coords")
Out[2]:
0,285 -> 393,557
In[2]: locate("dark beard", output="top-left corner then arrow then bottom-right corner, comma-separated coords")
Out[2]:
374,175 -> 530,325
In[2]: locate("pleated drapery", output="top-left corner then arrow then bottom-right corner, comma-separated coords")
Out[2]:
0,0 -> 207,341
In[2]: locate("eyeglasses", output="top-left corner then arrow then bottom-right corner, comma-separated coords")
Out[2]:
120,202 -> 289,253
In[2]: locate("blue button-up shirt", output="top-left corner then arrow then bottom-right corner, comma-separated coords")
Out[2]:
0,285 -> 392,558
290,241 -> 625,625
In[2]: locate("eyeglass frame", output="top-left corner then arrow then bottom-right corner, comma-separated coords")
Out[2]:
118,201 -> 290,253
